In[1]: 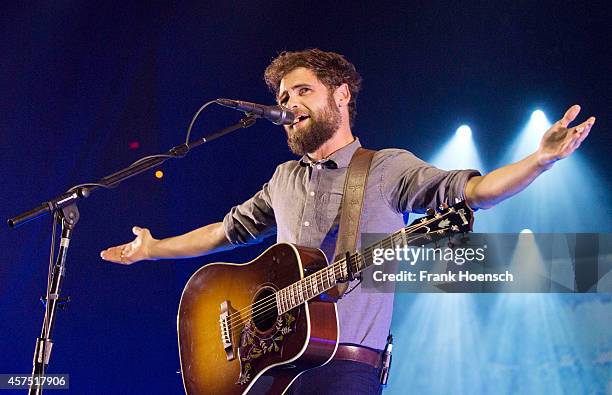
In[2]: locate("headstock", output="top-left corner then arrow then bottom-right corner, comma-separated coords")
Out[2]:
408,201 -> 474,236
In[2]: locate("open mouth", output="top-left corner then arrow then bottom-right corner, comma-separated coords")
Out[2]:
291,115 -> 310,128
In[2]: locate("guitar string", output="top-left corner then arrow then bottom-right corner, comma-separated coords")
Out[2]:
225,223 -> 448,328
226,223 -> 451,329
222,217 -> 438,326
224,212 -> 461,328
226,231 -> 432,330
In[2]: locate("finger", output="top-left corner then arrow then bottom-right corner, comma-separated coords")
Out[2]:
564,124 -> 591,155
100,245 -> 124,263
571,117 -> 595,141
558,104 -> 581,128
572,116 -> 595,132
575,121 -> 593,145
132,226 -> 142,236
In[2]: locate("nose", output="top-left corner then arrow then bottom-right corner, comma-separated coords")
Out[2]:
285,95 -> 301,110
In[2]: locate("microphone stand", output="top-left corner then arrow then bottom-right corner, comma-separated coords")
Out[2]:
7,114 -> 257,394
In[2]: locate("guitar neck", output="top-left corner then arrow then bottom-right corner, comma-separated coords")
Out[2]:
276,202 -> 472,314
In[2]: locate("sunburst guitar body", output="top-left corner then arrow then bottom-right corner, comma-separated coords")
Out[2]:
178,244 -> 339,395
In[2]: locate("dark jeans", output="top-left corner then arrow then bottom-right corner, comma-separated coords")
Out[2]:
287,360 -> 383,395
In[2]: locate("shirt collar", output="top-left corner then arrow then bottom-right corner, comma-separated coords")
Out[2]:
298,138 -> 362,169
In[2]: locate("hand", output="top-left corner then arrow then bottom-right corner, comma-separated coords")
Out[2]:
537,104 -> 595,168
100,226 -> 157,265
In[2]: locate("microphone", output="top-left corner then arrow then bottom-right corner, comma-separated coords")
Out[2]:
216,99 -> 295,125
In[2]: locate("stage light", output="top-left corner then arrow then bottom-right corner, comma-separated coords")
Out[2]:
520,228 -> 533,234
429,124 -> 483,172
155,170 -> 164,179
531,109 -> 548,127
426,123 -> 491,230
456,125 -> 472,139
509,110 -> 552,162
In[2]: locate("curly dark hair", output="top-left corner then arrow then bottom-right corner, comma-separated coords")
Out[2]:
264,48 -> 362,126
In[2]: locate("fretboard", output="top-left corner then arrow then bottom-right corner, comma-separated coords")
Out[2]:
275,212 -> 463,314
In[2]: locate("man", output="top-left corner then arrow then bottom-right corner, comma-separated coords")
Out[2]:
101,49 -> 595,394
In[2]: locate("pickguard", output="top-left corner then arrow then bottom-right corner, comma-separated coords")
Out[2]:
236,310 -> 300,385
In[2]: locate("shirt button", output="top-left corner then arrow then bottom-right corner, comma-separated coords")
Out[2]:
316,164 -> 322,170
309,191 -> 315,196
304,221 -> 310,227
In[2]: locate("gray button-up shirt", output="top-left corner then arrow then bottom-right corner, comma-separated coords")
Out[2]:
223,138 -> 479,349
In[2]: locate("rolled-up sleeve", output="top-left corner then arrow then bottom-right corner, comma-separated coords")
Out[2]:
223,169 -> 278,245
380,150 -> 480,214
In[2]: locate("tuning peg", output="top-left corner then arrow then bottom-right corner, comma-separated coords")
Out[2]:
426,207 -> 435,216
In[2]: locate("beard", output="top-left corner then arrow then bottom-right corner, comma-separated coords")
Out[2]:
286,95 -> 341,156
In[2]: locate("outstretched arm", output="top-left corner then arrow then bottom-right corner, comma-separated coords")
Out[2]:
465,105 -> 595,209
100,222 -> 231,265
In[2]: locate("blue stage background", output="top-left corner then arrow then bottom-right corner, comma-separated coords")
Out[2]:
1,2 -> 610,394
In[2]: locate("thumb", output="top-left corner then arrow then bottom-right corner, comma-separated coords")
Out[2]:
132,226 -> 143,236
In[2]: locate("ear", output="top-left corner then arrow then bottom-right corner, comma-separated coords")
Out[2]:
333,83 -> 351,107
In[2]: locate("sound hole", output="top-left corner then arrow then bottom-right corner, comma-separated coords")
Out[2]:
252,286 -> 278,333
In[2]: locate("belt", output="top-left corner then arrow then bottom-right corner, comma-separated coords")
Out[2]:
333,344 -> 382,369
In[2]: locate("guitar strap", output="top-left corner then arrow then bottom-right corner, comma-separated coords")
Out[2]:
331,146 -> 376,298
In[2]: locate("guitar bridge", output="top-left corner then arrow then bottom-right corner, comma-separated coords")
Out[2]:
220,300 -> 236,361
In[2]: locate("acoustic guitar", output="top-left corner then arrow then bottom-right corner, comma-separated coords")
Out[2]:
178,201 -> 473,394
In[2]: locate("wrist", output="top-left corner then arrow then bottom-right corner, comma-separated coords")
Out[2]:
533,151 -> 556,171
145,238 -> 161,261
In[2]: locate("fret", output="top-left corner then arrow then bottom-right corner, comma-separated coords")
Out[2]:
400,227 -> 407,247
300,279 -> 307,303
357,253 -> 365,272
306,275 -> 313,299
283,288 -> 289,311
322,269 -> 328,289
391,231 -> 399,249
328,264 -> 337,288
323,268 -> 328,289
293,282 -> 298,306
289,284 -> 295,309
356,253 -> 364,272
331,265 -> 338,285
285,288 -> 290,312
322,267 -> 329,289
326,266 -> 333,289
297,278 -> 304,304
322,267 -> 328,290
275,291 -> 281,314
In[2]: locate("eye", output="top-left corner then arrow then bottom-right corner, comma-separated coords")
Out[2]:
298,87 -> 310,95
